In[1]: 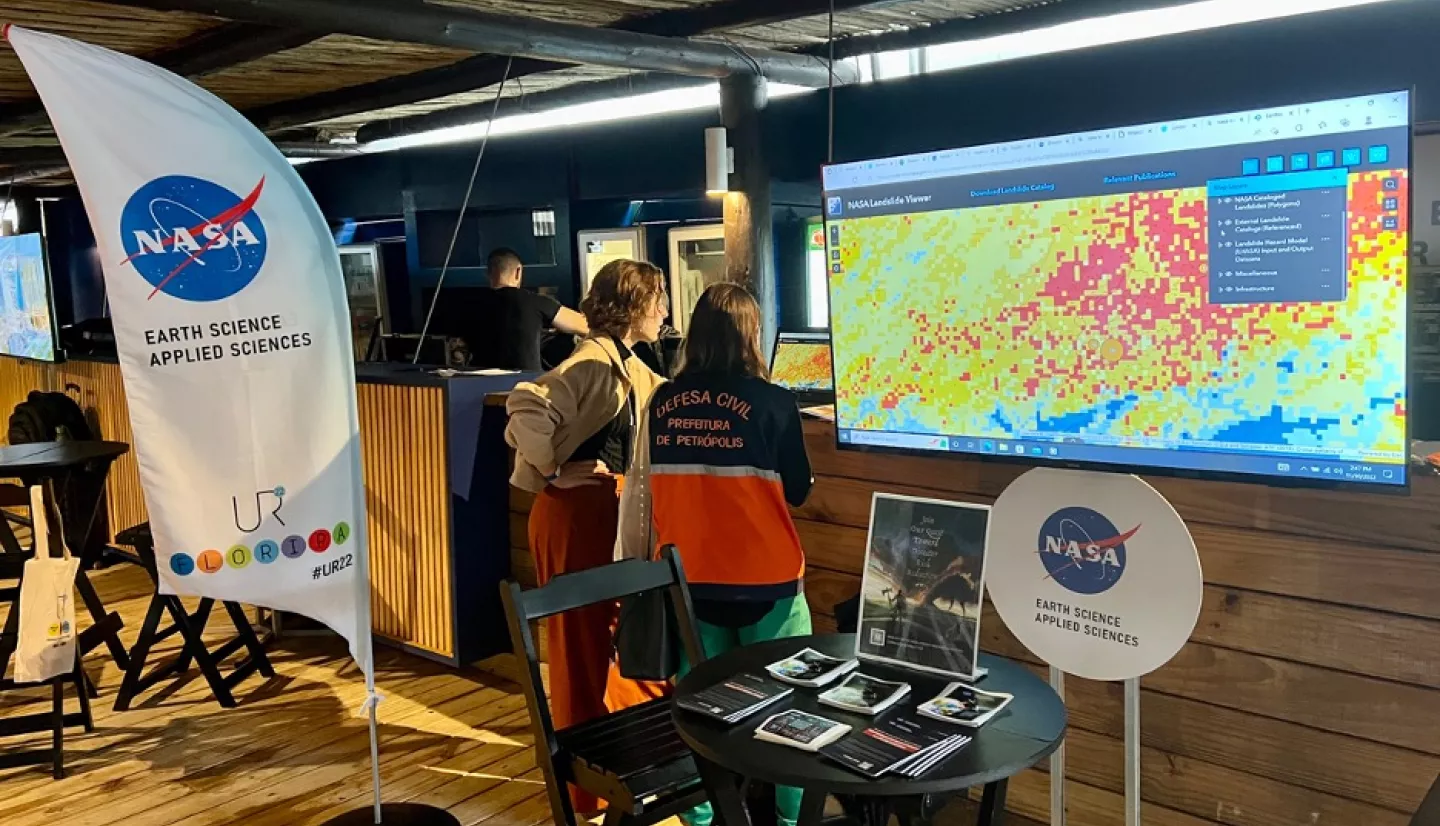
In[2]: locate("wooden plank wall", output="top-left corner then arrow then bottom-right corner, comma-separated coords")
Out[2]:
357,381 -> 454,658
509,419 -> 1440,826
0,358 -> 146,542
0,359 -> 457,658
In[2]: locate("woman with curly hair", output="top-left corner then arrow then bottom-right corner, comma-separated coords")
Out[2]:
504,258 -> 669,814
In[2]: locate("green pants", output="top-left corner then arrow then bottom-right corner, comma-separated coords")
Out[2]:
679,594 -> 813,826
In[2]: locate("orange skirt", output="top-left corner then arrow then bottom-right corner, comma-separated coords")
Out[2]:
528,476 -> 668,813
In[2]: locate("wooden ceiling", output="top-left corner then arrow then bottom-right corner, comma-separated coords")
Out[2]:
0,0 -> 1163,182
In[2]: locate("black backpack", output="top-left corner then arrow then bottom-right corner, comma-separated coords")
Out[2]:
8,387 -> 93,445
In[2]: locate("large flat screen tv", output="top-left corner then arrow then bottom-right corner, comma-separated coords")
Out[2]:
0,233 -> 58,362
823,91 -> 1411,489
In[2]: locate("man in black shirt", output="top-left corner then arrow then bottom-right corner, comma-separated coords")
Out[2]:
466,248 -> 588,371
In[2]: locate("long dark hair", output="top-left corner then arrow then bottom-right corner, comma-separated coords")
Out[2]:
679,283 -> 768,379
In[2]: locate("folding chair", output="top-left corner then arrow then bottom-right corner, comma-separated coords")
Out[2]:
500,547 -> 709,826
109,523 -> 274,710
0,487 -> 93,779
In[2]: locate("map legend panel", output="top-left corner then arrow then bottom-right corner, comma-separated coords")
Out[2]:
1207,169 -> 1348,304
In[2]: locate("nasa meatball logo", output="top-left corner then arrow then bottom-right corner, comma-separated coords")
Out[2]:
119,175 -> 267,302
1037,506 -> 1138,595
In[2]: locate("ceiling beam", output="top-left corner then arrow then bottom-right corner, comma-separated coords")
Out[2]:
0,146 -> 65,165
597,0 -> 894,39
0,22 -> 321,138
357,73 -> 710,145
92,0 -> 852,87
249,56 -> 552,133
132,20 -> 321,76
1,141 -> 359,168
248,0 -> 887,134
260,0 -> 887,137
350,0 -> 1197,144
0,165 -> 70,185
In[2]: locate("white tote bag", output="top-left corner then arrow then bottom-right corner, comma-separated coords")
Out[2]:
14,484 -> 80,684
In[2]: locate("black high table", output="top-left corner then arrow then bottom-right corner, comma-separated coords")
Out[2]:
672,634 -> 1066,826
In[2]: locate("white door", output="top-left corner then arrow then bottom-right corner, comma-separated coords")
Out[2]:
667,224 -> 725,334
577,227 -> 646,297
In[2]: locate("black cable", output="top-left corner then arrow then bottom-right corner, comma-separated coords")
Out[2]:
413,56 -> 515,364
827,0 -> 836,164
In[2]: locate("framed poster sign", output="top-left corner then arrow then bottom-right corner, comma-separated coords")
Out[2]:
856,493 -> 991,680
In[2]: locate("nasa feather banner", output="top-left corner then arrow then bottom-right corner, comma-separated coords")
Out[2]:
5,25 -> 373,680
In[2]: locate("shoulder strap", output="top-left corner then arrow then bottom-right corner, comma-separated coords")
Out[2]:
614,392 -> 657,563
28,483 -> 70,560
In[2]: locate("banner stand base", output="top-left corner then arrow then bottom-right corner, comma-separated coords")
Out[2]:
321,803 -> 460,825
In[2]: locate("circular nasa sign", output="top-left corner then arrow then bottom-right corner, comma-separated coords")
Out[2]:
118,175 -> 267,302
985,467 -> 1201,682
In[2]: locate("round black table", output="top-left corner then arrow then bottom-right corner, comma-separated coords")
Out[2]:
673,634 -> 1066,826
0,440 -> 130,475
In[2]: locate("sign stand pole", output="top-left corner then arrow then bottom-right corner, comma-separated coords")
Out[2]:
1125,677 -> 1141,826
1048,666 -> 1065,826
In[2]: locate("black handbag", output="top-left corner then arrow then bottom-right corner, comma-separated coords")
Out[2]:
614,544 -> 681,681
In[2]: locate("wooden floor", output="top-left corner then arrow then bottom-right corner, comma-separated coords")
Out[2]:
0,565 -> 1046,826
0,564 -> 552,826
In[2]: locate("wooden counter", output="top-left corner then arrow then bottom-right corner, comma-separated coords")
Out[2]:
508,419 -> 1440,826
0,357 -> 522,665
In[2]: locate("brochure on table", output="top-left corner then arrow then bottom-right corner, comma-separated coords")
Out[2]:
856,493 -> 991,681
819,711 -> 973,779
678,673 -> 793,723
917,682 -> 1014,727
754,709 -> 852,752
819,672 -> 912,715
983,467 -> 1202,682
766,647 -> 859,687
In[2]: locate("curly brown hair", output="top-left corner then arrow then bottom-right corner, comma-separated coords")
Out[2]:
580,259 -> 665,340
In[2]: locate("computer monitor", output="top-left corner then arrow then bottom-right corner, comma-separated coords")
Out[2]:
372,334 -> 451,366
823,90 -> 1411,490
0,233 -> 59,362
771,331 -> 834,405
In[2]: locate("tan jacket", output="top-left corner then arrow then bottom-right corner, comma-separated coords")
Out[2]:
505,336 -> 666,493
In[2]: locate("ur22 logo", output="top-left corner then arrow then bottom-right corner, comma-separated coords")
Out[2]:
1037,507 -> 1139,595
118,175 -> 267,302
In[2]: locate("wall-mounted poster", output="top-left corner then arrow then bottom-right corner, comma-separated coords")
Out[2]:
856,493 -> 990,680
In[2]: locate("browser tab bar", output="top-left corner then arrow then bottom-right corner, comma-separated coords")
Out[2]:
822,91 -> 1410,190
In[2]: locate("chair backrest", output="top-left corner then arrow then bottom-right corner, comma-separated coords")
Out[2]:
1413,773 -> 1440,826
499,546 -> 705,824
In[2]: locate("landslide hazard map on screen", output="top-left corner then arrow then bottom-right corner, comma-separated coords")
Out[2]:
823,92 -> 1410,486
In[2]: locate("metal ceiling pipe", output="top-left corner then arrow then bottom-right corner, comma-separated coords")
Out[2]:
95,0 -> 857,88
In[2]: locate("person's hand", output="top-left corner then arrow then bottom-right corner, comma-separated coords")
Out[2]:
549,460 -> 611,489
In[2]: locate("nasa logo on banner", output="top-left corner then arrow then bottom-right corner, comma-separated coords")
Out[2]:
984,467 -> 1201,682
119,175 -> 267,302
